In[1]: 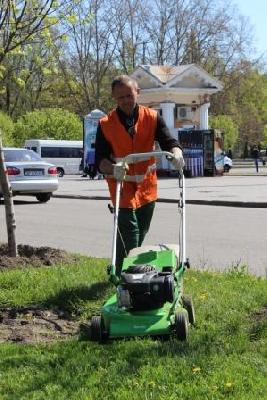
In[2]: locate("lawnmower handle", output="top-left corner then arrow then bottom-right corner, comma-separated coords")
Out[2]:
122,151 -> 174,164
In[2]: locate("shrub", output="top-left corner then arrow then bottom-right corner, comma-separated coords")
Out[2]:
0,111 -> 15,146
14,108 -> 82,146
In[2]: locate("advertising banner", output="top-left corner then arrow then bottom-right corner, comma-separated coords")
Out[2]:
83,109 -> 106,170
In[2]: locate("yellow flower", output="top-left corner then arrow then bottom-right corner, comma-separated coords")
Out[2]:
192,367 -> 201,373
225,382 -> 233,388
199,292 -> 208,300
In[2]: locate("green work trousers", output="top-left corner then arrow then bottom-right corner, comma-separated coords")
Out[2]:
116,201 -> 155,273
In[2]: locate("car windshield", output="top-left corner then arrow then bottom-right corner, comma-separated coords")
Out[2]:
4,149 -> 42,162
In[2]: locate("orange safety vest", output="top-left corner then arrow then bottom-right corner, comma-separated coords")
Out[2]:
100,106 -> 158,208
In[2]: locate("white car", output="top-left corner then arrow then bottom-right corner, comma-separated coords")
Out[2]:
1,148 -> 59,202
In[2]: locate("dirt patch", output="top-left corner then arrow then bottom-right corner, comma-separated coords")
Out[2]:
0,307 -> 80,343
249,305 -> 267,341
251,306 -> 267,321
0,244 -> 82,343
0,243 -> 78,270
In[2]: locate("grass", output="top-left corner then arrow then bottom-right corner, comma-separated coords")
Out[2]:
0,257 -> 266,400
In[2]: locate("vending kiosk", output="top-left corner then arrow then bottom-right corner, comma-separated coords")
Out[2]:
178,129 -> 215,177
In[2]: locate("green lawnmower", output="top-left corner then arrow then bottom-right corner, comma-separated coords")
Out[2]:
88,151 -> 195,342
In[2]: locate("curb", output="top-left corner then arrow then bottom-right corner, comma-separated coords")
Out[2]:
53,194 -> 267,208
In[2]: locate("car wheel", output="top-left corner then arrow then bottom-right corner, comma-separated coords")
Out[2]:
175,310 -> 189,341
57,167 -> 64,177
182,296 -> 195,325
36,193 -> 51,203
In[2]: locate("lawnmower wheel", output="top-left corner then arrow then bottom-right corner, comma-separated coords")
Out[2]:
90,316 -> 103,342
182,296 -> 196,325
175,311 -> 189,341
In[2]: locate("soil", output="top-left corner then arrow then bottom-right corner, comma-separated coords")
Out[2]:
0,244 -> 81,343
0,243 -> 77,270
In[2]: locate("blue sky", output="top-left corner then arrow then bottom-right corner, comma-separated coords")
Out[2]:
234,0 -> 267,56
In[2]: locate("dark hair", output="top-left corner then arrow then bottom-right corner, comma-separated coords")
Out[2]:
111,75 -> 138,92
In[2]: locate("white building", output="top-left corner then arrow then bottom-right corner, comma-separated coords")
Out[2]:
131,64 -> 223,138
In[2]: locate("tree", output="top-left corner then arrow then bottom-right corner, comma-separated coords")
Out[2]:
0,133 -> 17,257
262,125 -> 267,149
13,108 -> 82,146
0,39 -> 60,118
211,63 -> 267,152
209,115 -> 238,150
0,111 -> 14,145
56,0 -> 119,113
139,0 -> 254,71
0,0 -> 82,117
0,0 -> 68,64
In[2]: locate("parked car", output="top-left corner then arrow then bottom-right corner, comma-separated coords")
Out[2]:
0,148 -> 59,202
260,149 -> 267,164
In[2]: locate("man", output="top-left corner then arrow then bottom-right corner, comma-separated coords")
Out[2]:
251,145 -> 260,173
95,75 -> 184,272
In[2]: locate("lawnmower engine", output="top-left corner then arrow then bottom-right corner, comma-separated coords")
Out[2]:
116,265 -> 175,310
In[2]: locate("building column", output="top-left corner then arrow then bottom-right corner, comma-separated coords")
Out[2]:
160,102 -> 175,129
199,102 -> 210,130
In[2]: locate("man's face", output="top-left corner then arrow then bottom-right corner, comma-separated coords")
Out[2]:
112,82 -> 139,115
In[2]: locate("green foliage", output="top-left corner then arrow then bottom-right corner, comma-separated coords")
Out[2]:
210,115 -> 238,149
13,108 -> 83,146
0,111 -> 15,146
213,64 -> 267,152
262,125 -> 267,148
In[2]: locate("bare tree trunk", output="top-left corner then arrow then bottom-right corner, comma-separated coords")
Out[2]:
0,134 -> 17,257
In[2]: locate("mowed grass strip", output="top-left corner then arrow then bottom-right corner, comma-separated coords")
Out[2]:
0,257 -> 266,400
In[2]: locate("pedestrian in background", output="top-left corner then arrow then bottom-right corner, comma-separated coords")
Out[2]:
251,145 -> 260,172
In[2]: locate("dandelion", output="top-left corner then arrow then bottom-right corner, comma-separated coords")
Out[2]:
192,367 -> 201,373
199,292 -> 208,300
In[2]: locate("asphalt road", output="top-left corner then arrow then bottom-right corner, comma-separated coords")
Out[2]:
1,195 -> 266,277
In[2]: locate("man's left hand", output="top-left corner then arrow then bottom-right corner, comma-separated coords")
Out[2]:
171,147 -> 184,171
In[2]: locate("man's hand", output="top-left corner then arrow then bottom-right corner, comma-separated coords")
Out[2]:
113,161 -> 129,181
171,147 -> 184,171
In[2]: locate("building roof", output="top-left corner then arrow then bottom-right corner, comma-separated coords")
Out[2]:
131,64 -> 223,105
132,64 -> 223,91
141,64 -> 194,84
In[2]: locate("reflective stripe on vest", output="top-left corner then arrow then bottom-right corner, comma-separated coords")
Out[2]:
123,163 -> 157,182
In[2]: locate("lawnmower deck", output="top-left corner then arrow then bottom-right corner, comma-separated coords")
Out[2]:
102,249 -> 185,338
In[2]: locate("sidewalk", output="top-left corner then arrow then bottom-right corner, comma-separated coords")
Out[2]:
53,172 -> 267,208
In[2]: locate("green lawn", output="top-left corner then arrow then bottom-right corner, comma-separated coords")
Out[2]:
0,257 -> 266,400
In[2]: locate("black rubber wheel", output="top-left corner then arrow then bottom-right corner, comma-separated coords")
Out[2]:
182,296 -> 196,325
36,193 -> 51,203
175,311 -> 189,341
90,316 -> 109,342
57,167 -> 64,177
90,316 -> 102,341
126,264 -> 156,273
